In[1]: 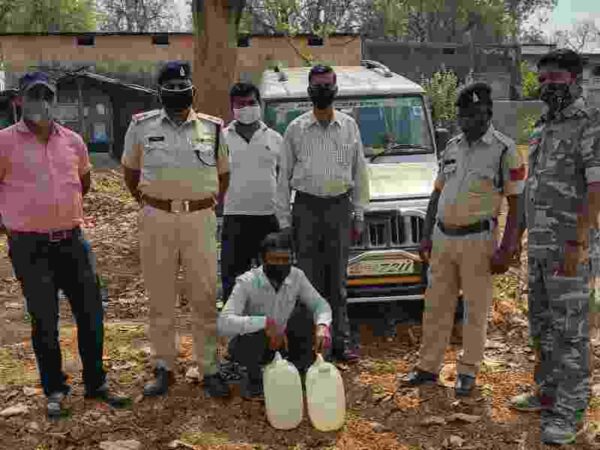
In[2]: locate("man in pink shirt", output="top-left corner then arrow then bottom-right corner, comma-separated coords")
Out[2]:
0,72 -> 128,419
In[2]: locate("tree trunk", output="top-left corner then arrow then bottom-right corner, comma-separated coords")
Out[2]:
507,0 -> 520,100
192,0 -> 241,122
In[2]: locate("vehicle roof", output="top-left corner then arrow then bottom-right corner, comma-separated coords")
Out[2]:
260,65 -> 424,101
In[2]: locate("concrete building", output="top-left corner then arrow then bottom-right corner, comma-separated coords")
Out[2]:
0,32 -> 362,88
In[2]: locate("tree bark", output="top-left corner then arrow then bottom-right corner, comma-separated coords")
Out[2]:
192,0 -> 243,122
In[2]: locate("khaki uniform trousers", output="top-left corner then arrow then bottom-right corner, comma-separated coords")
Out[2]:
418,228 -> 495,377
139,205 -> 218,376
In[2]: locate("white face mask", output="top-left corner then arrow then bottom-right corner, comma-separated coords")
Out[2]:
233,105 -> 261,125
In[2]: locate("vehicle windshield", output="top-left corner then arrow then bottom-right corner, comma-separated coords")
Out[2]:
263,95 -> 434,155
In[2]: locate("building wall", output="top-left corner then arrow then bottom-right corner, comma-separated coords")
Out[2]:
0,34 -> 361,87
363,40 -> 519,98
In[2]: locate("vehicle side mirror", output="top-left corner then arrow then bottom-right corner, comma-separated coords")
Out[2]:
435,128 -> 450,159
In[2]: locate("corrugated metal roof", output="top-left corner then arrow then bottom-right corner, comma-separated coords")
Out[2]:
58,71 -> 157,95
261,65 -> 423,101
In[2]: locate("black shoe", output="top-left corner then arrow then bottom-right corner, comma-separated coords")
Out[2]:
219,360 -> 244,383
241,375 -> 264,399
455,373 -> 476,396
85,382 -> 131,408
406,369 -> 438,386
203,373 -> 230,398
332,348 -> 360,363
47,390 -> 70,420
143,366 -> 175,397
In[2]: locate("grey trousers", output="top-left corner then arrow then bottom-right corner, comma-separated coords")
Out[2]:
292,190 -> 352,353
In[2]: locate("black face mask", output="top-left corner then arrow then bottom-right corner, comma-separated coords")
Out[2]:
458,114 -> 490,143
160,86 -> 194,112
540,83 -> 574,114
264,264 -> 291,285
308,86 -> 336,110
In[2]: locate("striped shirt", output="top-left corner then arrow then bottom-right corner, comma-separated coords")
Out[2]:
275,110 -> 370,229
217,266 -> 332,337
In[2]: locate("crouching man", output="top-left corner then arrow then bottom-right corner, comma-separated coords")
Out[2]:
218,232 -> 332,398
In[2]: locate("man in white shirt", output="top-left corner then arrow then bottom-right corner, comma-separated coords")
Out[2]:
220,82 -> 282,303
218,232 -> 332,398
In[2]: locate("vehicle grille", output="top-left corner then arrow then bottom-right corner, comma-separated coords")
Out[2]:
352,212 -> 424,249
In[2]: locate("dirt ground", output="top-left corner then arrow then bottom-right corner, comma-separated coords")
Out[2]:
0,169 -> 599,450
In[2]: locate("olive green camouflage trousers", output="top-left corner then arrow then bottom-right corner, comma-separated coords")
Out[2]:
528,257 -> 590,417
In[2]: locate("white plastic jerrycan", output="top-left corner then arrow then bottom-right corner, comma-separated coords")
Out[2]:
263,352 -> 304,430
306,353 -> 346,431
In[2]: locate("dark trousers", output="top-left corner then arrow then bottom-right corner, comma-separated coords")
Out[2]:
8,229 -> 105,397
228,303 -> 315,379
220,214 -> 279,302
292,191 -> 352,353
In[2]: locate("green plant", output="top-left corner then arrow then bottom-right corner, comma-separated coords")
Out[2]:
516,111 -> 538,145
423,70 -> 459,125
521,61 -> 540,100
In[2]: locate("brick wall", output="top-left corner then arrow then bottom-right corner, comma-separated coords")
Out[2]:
0,33 -> 361,87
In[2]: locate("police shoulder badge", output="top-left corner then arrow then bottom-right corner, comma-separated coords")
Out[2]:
196,112 -> 225,127
132,109 -> 160,123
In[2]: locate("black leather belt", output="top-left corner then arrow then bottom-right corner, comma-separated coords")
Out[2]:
295,190 -> 350,201
437,219 -> 494,236
8,227 -> 80,242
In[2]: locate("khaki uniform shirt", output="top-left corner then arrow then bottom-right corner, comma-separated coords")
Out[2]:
121,108 -> 230,200
436,124 -> 525,229
526,98 -> 600,260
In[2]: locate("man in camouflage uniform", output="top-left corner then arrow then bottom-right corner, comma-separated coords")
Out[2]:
121,61 -> 231,398
510,48 -> 600,445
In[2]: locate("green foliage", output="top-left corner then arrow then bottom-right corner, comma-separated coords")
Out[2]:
261,0 -> 302,35
372,0 -> 411,37
0,0 -> 97,32
521,61 -> 540,100
517,111 -> 539,145
372,0 -> 516,39
423,70 -> 458,124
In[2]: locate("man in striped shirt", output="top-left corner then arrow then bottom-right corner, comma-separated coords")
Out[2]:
275,64 -> 370,362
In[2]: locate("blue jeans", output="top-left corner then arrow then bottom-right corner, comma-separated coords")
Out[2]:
8,228 -> 106,397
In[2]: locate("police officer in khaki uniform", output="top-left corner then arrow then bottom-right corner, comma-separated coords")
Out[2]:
406,83 -> 525,396
121,61 -> 230,398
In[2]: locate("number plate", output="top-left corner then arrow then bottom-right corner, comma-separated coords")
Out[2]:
348,259 -> 416,277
